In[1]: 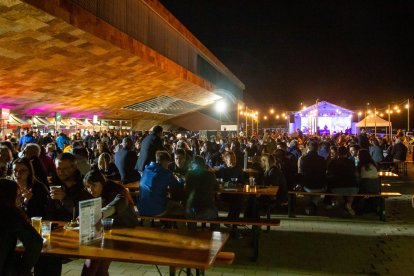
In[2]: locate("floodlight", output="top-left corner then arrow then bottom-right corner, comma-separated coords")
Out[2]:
215,100 -> 227,113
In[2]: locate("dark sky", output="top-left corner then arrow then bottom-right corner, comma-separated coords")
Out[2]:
160,0 -> 414,112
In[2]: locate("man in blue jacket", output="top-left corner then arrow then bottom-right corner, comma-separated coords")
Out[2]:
138,151 -> 183,216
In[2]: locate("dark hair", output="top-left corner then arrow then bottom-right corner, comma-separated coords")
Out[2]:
83,169 -> 106,186
13,157 -> 36,188
56,152 -> 77,163
0,140 -> 14,153
191,155 -> 206,170
357,149 -> 376,172
72,147 -> 89,159
156,151 -> 171,163
308,141 -> 318,151
152,125 -> 163,135
337,146 -> 348,156
83,169 -> 134,206
175,148 -> 186,158
0,178 -> 18,208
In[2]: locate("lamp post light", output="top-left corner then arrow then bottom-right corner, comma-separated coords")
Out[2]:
406,99 -> 410,133
215,100 -> 227,130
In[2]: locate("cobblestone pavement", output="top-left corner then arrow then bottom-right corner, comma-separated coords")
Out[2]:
62,164 -> 414,275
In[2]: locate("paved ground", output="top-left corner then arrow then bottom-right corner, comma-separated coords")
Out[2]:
62,164 -> 414,275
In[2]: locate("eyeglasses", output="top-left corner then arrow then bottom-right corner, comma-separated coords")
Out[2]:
13,169 -> 29,174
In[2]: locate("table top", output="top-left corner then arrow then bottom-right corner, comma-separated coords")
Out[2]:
219,185 -> 278,195
124,181 -> 140,190
378,171 -> 399,177
40,223 -> 228,269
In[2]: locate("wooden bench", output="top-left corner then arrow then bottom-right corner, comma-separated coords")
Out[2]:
287,191 -> 402,221
137,215 -> 280,261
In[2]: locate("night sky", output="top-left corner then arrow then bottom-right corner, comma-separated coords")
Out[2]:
160,0 -> 414,114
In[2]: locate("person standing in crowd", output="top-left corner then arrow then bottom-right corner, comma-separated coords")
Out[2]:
19,130 -> 36,150
0,178 -> 43,276
81,169 -> 139,276
55,132 -> 70,151
114,137 -> 140,184
138,151 -> 184,217
299,140 -> 327,215
349,144 -> 360,167
358,128 -> 370,149
135,125 -> 165,174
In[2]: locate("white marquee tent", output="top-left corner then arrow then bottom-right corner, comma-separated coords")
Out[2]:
356,115 -> 391,127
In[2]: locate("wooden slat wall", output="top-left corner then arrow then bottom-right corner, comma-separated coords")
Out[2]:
69,0 -> 242,92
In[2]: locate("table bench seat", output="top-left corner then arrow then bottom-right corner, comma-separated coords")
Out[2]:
286,191 -> 402,221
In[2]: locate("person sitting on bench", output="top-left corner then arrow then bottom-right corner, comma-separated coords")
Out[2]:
326,146 -> 358,215
299,140 -> 327,215
138,151 -> 184,217
185,156 -> 219,231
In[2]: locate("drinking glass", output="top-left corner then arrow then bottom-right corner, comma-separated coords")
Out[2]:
31,217 -> 42,235
101,218 -> 114,235
41,221 -> 52,240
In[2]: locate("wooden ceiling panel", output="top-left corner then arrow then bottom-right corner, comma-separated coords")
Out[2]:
0,0 -> 220,125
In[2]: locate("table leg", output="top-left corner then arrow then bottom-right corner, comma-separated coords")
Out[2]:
169,266 -> 176,276
288,193 -> 296,218
251,225 -> 260,261
379,197 -> 386,221
196,269 -> 205,276
186,268 -> 191,276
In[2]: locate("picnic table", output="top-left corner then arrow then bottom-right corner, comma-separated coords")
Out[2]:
23,222 -> 229,276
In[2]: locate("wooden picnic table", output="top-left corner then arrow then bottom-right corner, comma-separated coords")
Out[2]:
219,185 -> 278,196
27,222 -> 229,276
378,171 -> 399,177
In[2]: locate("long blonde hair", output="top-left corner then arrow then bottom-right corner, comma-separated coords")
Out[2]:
98,152 -> 111,172
260,154 -> 275,173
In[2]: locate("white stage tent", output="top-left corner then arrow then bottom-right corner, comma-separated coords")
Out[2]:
356,115 -> 391,127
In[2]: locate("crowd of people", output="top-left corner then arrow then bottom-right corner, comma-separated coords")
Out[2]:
0,126 -> 412,275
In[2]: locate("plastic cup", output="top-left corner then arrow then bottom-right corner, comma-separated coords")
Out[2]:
101,218 -> 114,235
41,221 -> 52,240
31,217 -> 42,234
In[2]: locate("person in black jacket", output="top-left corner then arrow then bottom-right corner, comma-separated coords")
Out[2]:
326,146 -> 358,215
135,125 -> 165,174
185,156 -> 219,230
299,140 -> 327,215
115,137 -> 140,184
0,178 -> 43,276
12,158 -> 49,218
